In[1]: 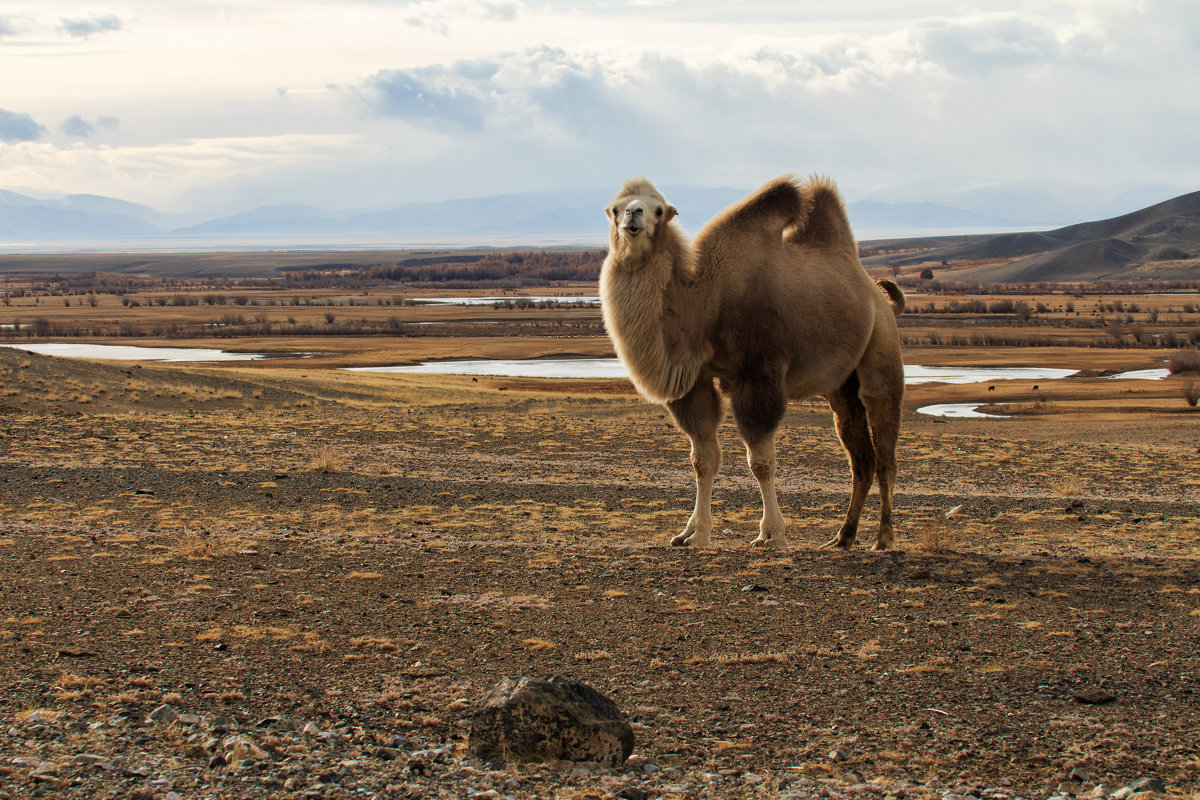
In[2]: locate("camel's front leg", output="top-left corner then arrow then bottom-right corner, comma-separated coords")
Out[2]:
667,381 -> 723,547
746,436 -> 788,550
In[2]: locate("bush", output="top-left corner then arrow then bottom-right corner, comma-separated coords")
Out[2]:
1168,348 -> 1200,375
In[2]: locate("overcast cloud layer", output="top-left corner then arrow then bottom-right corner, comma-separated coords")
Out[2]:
1,1 -> 1197,217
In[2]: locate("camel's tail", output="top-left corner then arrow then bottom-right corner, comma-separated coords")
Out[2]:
783,175 -> 857,252
876,279 -> 906,317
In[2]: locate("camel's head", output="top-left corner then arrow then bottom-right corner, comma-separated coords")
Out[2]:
606,178 -> 677,255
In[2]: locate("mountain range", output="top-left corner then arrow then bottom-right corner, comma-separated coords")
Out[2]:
2,181 -> 1178,246
861,189 -> 1200,282
3,182 -> 1200,282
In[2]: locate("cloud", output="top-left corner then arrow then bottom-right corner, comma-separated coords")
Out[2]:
61,115 -> 95,138
0,14 -> 20,37
0,134 -> 370,210
340,5 -> 1200,197
0,109 -> 47,143
60,115 -> 120,138
402,0 -> 524,35
58,12 -> 124,38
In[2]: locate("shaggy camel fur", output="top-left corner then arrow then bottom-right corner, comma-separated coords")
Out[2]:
600,175 -> 905,550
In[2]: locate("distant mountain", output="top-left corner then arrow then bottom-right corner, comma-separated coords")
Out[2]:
3,182 -> 1196,272
862,189 -> 1200,281
0,190 -> 166,240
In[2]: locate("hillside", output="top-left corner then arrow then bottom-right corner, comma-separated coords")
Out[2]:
862,190 -> 1200,282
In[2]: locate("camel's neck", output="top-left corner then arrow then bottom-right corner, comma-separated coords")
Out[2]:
600,226 -> 714,403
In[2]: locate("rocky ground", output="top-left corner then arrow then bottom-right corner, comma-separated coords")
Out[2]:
2,346 -> 1199,799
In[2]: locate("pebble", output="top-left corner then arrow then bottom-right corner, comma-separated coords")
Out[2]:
147,704 -> 179,724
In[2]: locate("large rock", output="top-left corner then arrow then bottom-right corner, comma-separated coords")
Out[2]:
467,676 -> 634,767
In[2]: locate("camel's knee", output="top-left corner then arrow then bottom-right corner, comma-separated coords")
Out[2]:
749,459 -> 774,483
691,449 -> 719,479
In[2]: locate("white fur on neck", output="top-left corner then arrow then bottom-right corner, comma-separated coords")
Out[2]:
600,225 -> 708,404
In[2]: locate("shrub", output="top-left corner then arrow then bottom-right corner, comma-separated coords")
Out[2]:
1168,348 -> 1200,375
1185,381 -> 1199,408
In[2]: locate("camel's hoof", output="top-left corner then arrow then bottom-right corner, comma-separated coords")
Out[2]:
751,536 -> 787,551
670,535 -> 691,547
870,538 -> 895,552
822,536 -> 853,550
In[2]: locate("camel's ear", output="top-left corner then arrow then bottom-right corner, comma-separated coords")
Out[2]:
606,205 -> 618,222
664,205 -> 678,223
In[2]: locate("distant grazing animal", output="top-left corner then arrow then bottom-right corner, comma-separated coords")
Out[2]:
599,175 -> 906,550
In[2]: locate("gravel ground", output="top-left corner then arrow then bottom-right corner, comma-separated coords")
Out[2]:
2,347 -> 1199,799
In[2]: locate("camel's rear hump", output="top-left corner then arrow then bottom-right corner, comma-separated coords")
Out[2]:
783,176 -> 857,253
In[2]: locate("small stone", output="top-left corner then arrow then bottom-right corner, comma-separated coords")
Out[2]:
1057,780 -> 1082,796
1069,767 -> 1089,783
744,771 -> 765,786
257,716 -> 300,731
376,747 -> 401,761
472,792 -> 502,800
1073,688 -> 1116,705
1128,793 -> 1159,800
301,722 -> 322,736
210,714 -> 236,731
615,788 -> 647,800
72,753 -> 107,766
148,703 -> 179,724
1111,790 -> 1133,800
1127,779 -> 1165,795
177,713 -> 204,727
1087,785 -> 1112,799
829,748 -> 849,762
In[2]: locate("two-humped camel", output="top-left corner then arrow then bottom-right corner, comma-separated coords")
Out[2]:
599,175 -> 906,550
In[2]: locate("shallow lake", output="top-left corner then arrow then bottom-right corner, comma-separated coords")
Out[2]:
349,359 -> 1081,385
415,296 -> 599,306
916,403 -> 1009,419
0,343 -> 268,362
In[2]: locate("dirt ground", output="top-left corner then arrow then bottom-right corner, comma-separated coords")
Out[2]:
1,345 -> 1199,799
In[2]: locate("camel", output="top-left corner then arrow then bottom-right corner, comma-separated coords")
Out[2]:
599,175 -> 906,550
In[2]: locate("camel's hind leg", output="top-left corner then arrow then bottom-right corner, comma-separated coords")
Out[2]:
666,380 -> 723,547
863,391 -> 902,550
822,376 -> 876,550
729,373 -> 789,550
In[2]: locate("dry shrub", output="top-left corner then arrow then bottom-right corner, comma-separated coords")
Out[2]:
1168,348 -> 1200,375
308,446 -> 343,474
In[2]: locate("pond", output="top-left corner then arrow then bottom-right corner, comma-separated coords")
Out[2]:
916,403 -> 1009,419
348,359 -> 1081,385
415,296 -> 599,306
0,343 -> 269,362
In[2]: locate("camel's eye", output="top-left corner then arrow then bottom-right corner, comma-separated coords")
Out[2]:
655,207 -> 663,218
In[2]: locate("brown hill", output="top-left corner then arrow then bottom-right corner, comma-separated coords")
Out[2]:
862,189 -> 1200,282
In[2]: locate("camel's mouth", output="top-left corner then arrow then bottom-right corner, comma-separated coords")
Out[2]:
621,224 -> 644,237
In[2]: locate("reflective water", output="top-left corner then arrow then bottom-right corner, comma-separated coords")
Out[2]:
916,403 -> 1009,419
349,359 -> 1081,384
416,296 -> 599,306
0,343 -> 267,362
346,358 -> 629,379
1107,368 -> 1170,380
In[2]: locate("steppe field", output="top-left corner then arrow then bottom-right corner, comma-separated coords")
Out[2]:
1,262 -> 1199,800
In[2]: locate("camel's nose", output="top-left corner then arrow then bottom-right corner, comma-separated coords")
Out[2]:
622,205 -> 646,235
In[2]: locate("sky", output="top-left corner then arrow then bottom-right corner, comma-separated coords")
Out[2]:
1,0 -> 1198,217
